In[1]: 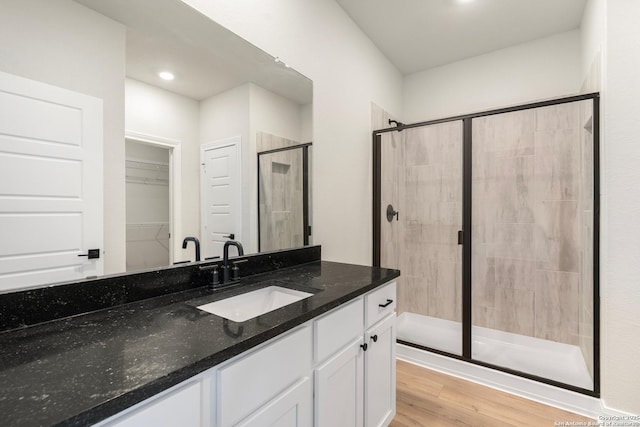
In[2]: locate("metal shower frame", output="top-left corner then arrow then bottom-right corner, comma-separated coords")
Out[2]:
372,93 -> 601,397
257,142 -> 312,252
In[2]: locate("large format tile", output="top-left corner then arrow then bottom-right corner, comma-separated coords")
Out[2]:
534,270 -> 580,345
534,201 -> 580,272
474,109 -> 535,157
426,260 -> 462,322
487,223 -> 536,261
535,103 -> 581,132
493,287 -> 535,336
493,258 -> 536,290
534,129 -> 580,201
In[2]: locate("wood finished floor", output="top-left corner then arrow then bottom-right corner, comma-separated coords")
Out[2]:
390,360 -> 594,427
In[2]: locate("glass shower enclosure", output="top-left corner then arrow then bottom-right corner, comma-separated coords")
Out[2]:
373,94 -> 599,396
258,143 -> 312,252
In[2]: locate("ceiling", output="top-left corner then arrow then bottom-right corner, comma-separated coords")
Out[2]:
74,0 -> 312,104
335,0 -> 588,75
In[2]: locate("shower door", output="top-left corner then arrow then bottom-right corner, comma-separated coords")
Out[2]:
378,121 -> 464,355
258,144 -> 311,252
374,93 -> 599,396
471,99 -> 596,391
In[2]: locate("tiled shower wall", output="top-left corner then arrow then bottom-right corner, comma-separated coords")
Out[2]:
472,100 -> 594,376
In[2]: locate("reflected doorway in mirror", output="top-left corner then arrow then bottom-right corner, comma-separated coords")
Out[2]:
201,136 -> 243,259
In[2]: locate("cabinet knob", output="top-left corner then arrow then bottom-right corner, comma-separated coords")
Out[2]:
371,335 -> 378,343
360,343 -> 368,352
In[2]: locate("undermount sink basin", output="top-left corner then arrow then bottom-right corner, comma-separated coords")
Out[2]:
197,286 -> 313,322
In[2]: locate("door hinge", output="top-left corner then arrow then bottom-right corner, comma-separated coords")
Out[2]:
308,225 -> 312,236
457,230 -> 464,245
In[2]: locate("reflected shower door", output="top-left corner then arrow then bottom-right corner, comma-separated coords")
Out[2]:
380,121 -> 464,355
471,100 -> 595,390
258,148 -> 305,252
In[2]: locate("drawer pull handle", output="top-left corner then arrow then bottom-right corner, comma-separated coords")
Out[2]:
360,343 -> 368,352
378,299 -> 393,308
371,334 -> 378,343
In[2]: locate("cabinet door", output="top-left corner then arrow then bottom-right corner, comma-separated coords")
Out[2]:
217,325 -> 312,426
104,381 -> 202,427
238,377 -> 312,427
364,314 -> 396,427
314,338 -> 364,427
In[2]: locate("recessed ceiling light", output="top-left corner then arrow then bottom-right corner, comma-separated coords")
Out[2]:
158,71 -> 175,81
458,0 -> 475,3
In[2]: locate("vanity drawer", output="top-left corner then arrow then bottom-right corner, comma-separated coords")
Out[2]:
217,325 -> 312,427
314,298 -> 364,364
365,281 -> 396,328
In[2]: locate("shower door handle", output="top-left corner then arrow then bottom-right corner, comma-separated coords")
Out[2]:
386,204 -> 399,222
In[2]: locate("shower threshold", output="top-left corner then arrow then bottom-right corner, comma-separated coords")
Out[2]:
397,312 -> 593,390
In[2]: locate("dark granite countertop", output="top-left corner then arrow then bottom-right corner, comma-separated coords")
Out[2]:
0,260 -> 399,427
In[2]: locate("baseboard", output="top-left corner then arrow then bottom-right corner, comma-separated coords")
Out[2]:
397,343 -> 606,419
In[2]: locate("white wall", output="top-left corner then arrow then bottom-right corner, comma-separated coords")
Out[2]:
0,0 -> 126,274
250,83 -> 303,142
403,30 -> 582,122
182,0 -> 404,265
599,0 -> 640,416
125,78 -> 200,262
581,0 -> 606,82
301,103 -> 313,143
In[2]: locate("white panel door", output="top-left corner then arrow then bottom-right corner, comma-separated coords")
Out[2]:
364,314 -> 397,427
315,338 -> 364,427
237,377 -> 312,427
0,71 -> 103,291
201,138 -> 241,259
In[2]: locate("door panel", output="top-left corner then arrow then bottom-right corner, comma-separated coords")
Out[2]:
314,338 -> 364,427
380,121 -> 464,355
0,71 -> 103,291
365,314 -> 396,427
238,378 -> 312,427
201,139 -> 241,259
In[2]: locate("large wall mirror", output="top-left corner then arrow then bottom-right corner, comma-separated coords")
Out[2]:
0,0 -> 313,292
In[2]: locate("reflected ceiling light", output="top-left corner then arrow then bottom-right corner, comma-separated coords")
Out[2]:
158,71 -> 175,81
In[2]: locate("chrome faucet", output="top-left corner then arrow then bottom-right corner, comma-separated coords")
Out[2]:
182,237 -> 200,262
222,240 -> 244,283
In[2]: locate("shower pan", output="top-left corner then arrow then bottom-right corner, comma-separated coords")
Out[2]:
373,93 -> 599,396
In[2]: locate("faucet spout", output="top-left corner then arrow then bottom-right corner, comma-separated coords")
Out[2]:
182,237 -> 201,262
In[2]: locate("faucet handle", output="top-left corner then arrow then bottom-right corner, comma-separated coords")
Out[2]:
230,259 -> 247,281
199,264 -> 220,288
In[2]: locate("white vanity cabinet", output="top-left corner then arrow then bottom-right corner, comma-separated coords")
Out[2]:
314,281 -> 397,427
364,283 -> 397,427
98,280 -> 396,427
